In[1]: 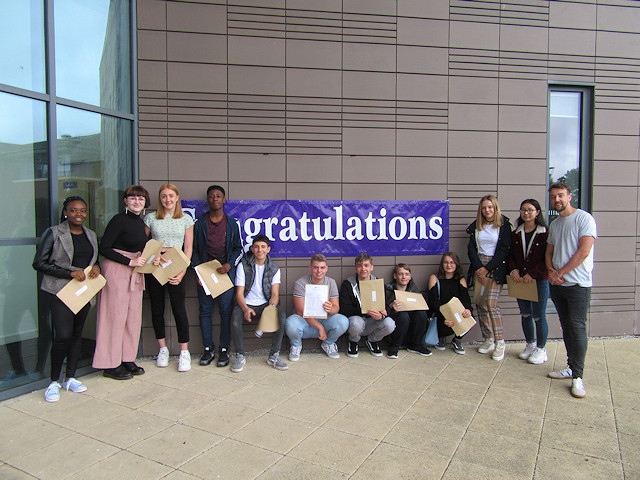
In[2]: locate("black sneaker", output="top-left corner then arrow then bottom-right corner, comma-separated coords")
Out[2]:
407,345 -> 433,357
435,337 -> 446,351
217,348 -> 230,367
365,339 -> 383,357
387,348 -> 399,359
347,341 -> 359,358
452,338 -> 466,355
199,347 -> 215,366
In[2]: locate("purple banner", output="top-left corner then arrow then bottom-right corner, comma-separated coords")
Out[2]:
182,199 -> 449,258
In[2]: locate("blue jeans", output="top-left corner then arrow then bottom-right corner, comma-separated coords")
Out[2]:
517,279 -> 549,348
197,284 -> 234,350
549,284 -> 590,379
284,313 -> 349,346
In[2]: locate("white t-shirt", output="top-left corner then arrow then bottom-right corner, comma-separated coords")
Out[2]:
477,224 -> 499,256
235,263 -> 281,306
548,209 -> 597,287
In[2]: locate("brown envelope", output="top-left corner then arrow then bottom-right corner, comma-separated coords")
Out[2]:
303,283 -> 329,319
473,281 -> 490,309
394,290 -> 429,312
152,246 -> 191,285
257,305 -> 279,333
506,277 -> 538,302
134,239 -> 164,274
56,266 -> 106,314
360,278 -> 385,314
194,259 -> 234,298
439,297 -> 476,337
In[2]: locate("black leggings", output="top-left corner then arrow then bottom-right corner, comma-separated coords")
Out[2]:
48,293 -> 90,382
145,274 -> 190,344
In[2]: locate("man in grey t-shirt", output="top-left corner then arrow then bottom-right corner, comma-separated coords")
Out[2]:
545,182 -> 597,399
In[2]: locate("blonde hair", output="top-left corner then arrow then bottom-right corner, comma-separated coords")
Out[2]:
156,183 -> 184,220
476,195 -> 503,230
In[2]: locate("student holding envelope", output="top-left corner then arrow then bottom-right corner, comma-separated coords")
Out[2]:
508,198 -> 550,365
144,184 -> 194,372
33,196 -> 100,402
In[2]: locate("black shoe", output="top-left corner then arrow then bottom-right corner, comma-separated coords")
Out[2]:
365,339 -> 383,357
216,348 -> 229,367
200,347 -> 215,366
387,348 -> 399,359
435,337 -> 446,351
347,341 -> 359,358
122,362 -> 145,375
103,365 -> 133,380
452,338 -> 466,355
407,345 -> 433,357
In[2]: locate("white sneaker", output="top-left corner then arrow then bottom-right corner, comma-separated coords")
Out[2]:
477,338 -> 495,354
157,347 -> 170,367
491,340 -> 505,361
44,381 -> 61,402
571,377 -> 586,398
289,345 -> 302,362
321,342 -> 340,359
62,377 -> 87,393
518,343 -> 536,360
178,350 -> 191,372
528,347 -> 547,365
548,365 -> 572,379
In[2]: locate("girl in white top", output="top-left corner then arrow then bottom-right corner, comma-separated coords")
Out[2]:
144,183 -> 194,371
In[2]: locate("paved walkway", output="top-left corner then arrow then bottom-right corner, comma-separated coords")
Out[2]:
0,337 -> 638,479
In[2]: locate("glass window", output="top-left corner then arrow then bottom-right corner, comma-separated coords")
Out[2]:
54,0 -> 132,112
57,106 -> 133,234
548,86 -> 594,221
0,0 -> 46,92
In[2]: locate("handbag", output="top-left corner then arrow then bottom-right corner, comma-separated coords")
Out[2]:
423,279 -> 440,347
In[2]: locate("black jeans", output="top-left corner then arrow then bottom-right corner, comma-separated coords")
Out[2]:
145,274 -> 190,344
49,293 -> 90,381
389,310 -> 428,349
550,284 -> 590,379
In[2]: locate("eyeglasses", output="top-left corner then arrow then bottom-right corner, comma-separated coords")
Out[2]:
127,196 -> 146,202
520,209 -> 537,214
443,261 -> 456,265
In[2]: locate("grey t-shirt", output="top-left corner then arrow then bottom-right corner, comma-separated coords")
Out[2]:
293,275 -> 340,298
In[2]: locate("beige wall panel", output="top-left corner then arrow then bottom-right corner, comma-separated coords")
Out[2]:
593,211 -> 635,237
448,131 -> 498,158
343,71 -> 396,100
498,132 -> 547,159
594,109 -> 640,135
593,186 -> 637,211
138,61 -> 167,90
286,39 -> 342,69
139,151 -> 168,180
500,25 -> 548,54
594,135 -> 640,161
287,0 -> 341,11
167,152 -> 228,183
138,31 -> 166,60
549,1 -> 596,29
137,0 -> 167,30
450,21 -> 499,50
228,36 -> 285,67
397,46 -> 448,75
396,130 -> 447,157
449,76 -> 498,104
397,0 -> 449,19
230,182 -> 285,200
498,105 -> 547,133
167,2 -> 226,34
286,183 -> 342,199
343,156 -> 395,183
397,74 -> 448,102
396,157 -> 448,184
286,69 -> 342,98
449,104 -> 498,131
589,311 -> 635,337
342,183 -> 396,200
549,28 -> 595,56
287,156 -> 342,183
497,185 -> 548,213
228,66 -> 284,95
593,262 -> 635,288
229,154 -> 285,182
168,32 -> 227,63
597,5 -> 640,34
395,183 -> 448,201
447,157 -> 497,185
343,43 -> 396,72
343,128 -> 396,155
499,79 -> 548,106
594,160 -> 639,186
497,158 -> 548,188
397,18 -> 449,47
594,237 -> 635,262
168,63 -> 226,93
596,31 -> 640,58
344,0 -> 396,15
